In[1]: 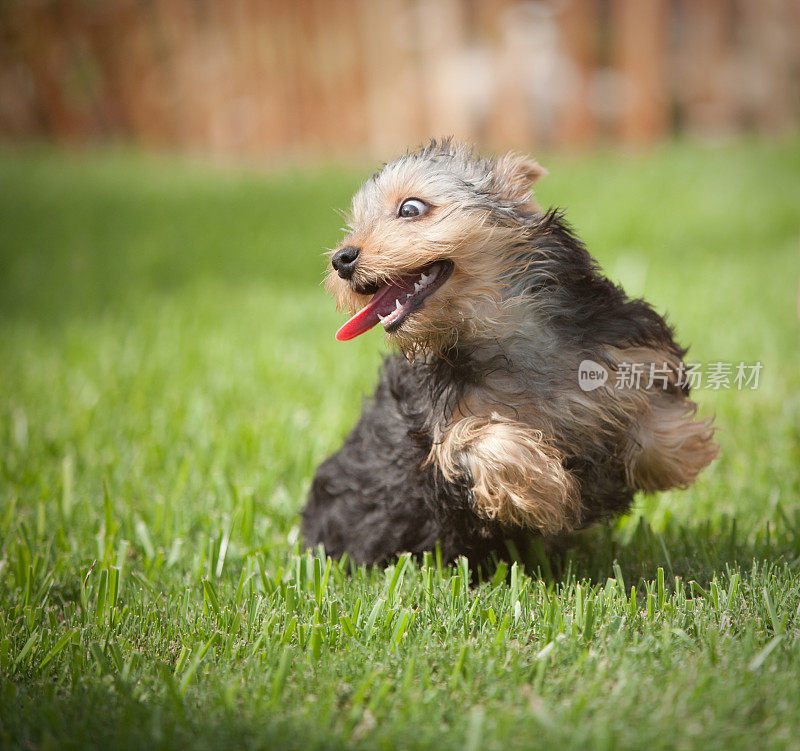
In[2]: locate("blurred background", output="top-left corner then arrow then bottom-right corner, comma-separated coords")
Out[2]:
1,0 -> 799,160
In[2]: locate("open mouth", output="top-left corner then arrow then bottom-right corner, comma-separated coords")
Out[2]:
335,260 -> 454,341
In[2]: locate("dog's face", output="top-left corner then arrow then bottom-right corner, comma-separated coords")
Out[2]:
326,141 -> 546,354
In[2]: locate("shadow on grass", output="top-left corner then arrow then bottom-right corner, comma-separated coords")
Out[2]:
508,510 -> 800,588
0,679 -> 352,751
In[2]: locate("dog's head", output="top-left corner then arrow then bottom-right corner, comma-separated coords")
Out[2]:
326,139 -> 547,354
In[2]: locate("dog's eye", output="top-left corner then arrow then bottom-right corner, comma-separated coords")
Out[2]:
398,198 -> 429,219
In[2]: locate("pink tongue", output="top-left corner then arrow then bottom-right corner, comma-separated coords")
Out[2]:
335,282 -> 406,341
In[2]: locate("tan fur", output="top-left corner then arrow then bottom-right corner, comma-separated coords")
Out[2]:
600,345 -> 719,490
429,413 -> 582,533
492,153 -> 548,211
627,397 -> 718,490
326,220 -> 524,356
326,145 -> 545,357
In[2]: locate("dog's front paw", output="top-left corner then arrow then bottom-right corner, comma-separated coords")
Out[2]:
431,414 -> 582,533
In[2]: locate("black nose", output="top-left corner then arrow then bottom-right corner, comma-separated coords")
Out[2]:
331,246 -> 360,279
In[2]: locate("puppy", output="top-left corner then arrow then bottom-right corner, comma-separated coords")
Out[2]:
302,140 -> 717,566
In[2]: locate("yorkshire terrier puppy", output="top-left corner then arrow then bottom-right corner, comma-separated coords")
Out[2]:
302,140 -> 717,566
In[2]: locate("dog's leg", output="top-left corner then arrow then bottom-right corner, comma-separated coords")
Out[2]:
626,394 -> 718,491
602,345 -> 719,491
430,414 -> 582,533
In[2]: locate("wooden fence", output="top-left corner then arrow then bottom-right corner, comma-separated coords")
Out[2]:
1,0 -> 798,158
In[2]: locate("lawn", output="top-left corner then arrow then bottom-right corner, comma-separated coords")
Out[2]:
1,139 -> 799,750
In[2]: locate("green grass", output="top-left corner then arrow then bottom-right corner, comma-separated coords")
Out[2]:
1,139 -> 799,750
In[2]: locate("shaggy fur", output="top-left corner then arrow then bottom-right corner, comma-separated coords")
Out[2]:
302,140 -> 718,566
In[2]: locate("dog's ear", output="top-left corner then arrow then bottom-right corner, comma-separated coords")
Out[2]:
493,153 -> 548,203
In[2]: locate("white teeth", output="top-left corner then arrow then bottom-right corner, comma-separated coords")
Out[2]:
414,282 -> 422,292
395,298 -> 403,311
420,273 -> 430,284
377,313 -> 386,322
